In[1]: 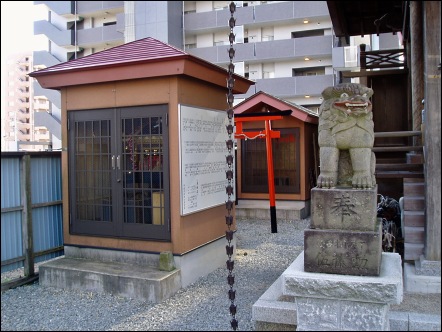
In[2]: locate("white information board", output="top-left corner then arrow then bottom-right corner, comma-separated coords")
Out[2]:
179,104 -> 234,215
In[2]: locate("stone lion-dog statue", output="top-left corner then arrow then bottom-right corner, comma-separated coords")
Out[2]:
317,83 -> 376,189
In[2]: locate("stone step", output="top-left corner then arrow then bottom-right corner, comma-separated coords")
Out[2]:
235,200 -> 310,220
404,243 -> 425,261
404,226 -> 425,244
406,153 -> 424,164
403,210 -> 425,227
403,196 -> 425,211
404,182 -> 425,196
39,256 -> 181,303
404,262 -> 442,293
403,177 -> 425,183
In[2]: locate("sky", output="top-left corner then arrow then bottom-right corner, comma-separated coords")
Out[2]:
1,1 -> 46,112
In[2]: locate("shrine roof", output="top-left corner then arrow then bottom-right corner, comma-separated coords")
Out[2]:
29,37 -> 253,93
234,91 -> 318,124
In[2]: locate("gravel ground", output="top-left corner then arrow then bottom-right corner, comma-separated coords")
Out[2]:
1,218 -> 309,331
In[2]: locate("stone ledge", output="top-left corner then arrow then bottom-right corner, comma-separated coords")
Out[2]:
408,313 -> 442,331
415,255 -> 441,276
283,252 -> 403,304
404,263 -> 441,294
252,254 -> 441,331
39,256 -> 181,303
252,277 -> 297,326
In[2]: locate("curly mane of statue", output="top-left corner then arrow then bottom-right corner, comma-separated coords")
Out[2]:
317,83 -> 376,189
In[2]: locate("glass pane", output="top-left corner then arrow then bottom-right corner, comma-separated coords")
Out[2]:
133,118 -> 142,135
151,117 -> 161,134
101,121 -> 109,136
122,115 -> 164,224
85,121 -> 93,137
77,122 -> 85,137
273,133 -> 296,188
101,137 -> 109,153
74,119 -> 112,222
124,119 -> 132,135
142,117 -> 150,135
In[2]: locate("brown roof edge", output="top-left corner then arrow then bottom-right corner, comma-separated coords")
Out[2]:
31,56 -> 253,94
29,37 -> 254,94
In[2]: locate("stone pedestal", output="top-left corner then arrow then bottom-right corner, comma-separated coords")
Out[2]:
306,186 -> 382,276
304,223 -> 382,276
311,186 -> 378,231
283,252 -> 403,331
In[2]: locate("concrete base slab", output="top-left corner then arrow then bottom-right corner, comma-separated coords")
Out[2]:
39,256 -> 181,303
404,262 -> 441,294
63,234 -> 232,290
235,199 -> 310,220
39,236 -> 233,303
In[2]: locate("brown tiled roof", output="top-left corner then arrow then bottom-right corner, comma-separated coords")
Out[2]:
31,37 -> 194,75
29,37 -> 254,94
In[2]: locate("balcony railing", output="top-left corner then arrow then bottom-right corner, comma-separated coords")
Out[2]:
360,45 -> 407,70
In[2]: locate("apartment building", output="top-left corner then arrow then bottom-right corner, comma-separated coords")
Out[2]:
29,1 -> 334,150
2,53 -> 51,151
184,1 -> 334,106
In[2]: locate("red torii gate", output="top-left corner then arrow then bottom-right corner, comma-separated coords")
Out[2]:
234,110 -> 292,233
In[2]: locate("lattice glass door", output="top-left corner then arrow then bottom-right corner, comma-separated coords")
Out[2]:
69,109 -> 115,236
118,106 -> 169,239
69,105 -> 170,240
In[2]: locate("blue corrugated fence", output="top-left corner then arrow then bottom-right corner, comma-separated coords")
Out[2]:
1,152 -> 64,274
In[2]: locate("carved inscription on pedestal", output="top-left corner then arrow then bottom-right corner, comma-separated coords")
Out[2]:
304,224 -> 382,276
311,186 -> 378,232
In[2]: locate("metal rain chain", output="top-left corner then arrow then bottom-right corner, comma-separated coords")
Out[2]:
225,1 -> 237,331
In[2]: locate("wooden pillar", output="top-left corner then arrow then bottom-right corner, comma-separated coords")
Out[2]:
409,1 -> 425,146
422,1 -> 441,261
21,154 -> 35,277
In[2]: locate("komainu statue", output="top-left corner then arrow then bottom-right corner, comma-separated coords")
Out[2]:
317,83 -> 376,189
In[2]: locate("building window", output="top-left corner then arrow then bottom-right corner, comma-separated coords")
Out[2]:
103,21 -> 116,26
292,67 -> 325,77
291,29 -> 324,38
185,43 -> 197,49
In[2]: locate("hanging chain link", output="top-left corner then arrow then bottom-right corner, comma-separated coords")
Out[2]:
225,2 -> 237,331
